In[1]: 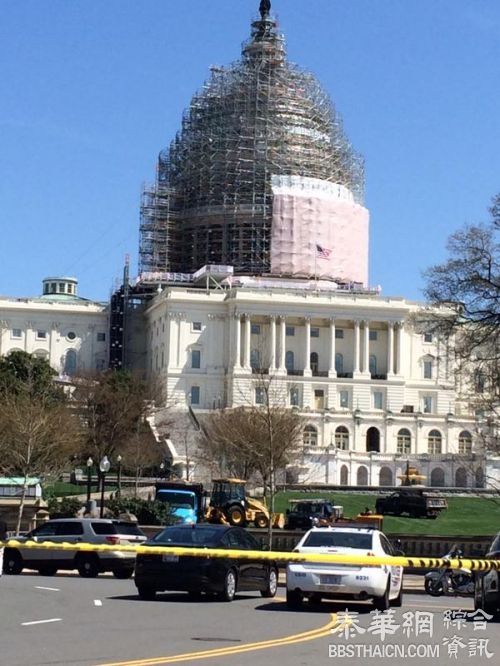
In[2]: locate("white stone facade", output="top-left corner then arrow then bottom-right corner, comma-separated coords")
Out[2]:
138,278 -> 483,488
0,278 -> 109,377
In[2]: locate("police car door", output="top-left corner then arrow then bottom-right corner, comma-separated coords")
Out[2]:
380,534 -> 403,598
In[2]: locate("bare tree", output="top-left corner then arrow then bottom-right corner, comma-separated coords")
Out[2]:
199,368 -> 304,542
0,389 -> 81,533
422,194 -> 500,459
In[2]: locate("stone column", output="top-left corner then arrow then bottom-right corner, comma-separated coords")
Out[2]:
387,321 -> 395,377
243,315 -> 251,369
303,317 -> 311,376
278,316 -> 286,373
353,320 -> 361,375
363,320 -> 370,375
234,313 -> 241,369
269,315 -> 276,371
328,318 -> 336,377
395,321 -> 404,375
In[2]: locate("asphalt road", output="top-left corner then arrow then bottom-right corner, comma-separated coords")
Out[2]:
2,572 -> 500,666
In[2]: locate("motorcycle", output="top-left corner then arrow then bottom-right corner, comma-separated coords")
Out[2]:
424,545 -> 475,597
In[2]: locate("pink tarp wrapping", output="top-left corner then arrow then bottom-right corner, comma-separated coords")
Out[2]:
269,177 -> 369,285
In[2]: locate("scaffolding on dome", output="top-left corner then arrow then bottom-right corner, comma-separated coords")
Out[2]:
139,9 -> 364,277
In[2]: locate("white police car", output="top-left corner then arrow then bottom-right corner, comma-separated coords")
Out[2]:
286,525 -> 404,610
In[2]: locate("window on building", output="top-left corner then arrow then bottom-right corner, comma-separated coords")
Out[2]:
255,386 -> 265,405
64,349 -> 77,376
33,349 -> 49,360
285,350 -> 294,373
192,321 -> 202,332
58,283 -> 65,293
369,330 -> 378,341
339,390 -> 349,408
97,332 -> 106,342
422,395 -> 433,413
67,331 -> 76,341
397,428 -> 411,454
191,349 -> 201,369
303,425 -> 317,447
369,354 -> 377,375
423,332 -> 433,343
286,326 -> 295,337
474,370 -> 485,393
11,328 -> 22,339
373,391 -> 383,410
335,353 -> 344,374
310,327 -> 320,338
190,386 -> 200,405
310,352 -> 318,374
251,323 -> 261,335
250,349 -> 260,370
36,330 -> 47,340
314,389 -> 324,410
50,283 -> 56,293
428,429 -> 442,454
335,329 -> 344,339
423,358 -> 433,379
458,430 -> 472,455
290,387 -> 300,406
335,426 -> 349,450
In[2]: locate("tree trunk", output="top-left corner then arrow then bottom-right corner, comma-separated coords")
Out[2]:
15,476 -> 29,535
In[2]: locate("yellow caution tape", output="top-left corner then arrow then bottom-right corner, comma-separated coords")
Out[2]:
1,539 -> 498,571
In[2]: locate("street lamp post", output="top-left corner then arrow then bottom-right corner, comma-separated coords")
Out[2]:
99,455 -> 111,518
117,454 -> 122,498
86,457 -> 93,504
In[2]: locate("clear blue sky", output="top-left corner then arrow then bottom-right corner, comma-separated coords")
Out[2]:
1,0 -> 499,302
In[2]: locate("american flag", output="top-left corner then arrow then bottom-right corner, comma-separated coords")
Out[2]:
316,244 -> 332,259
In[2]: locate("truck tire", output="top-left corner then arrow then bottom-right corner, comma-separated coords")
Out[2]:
227,505 -> 245,526
254,513 -> 269,529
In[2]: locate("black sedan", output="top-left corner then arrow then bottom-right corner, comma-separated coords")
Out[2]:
474,532 -> 500,618
134,524 -> 278,602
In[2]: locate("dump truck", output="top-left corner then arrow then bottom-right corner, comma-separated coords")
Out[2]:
206,478 -> 285,529
375,488 -> 448,519
154,481 -> 206,525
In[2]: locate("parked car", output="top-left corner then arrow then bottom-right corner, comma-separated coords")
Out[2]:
474,532 -> 500,618
134,523 -> 278,602
285,499 -> 339,530
286,525 -> 404,610
3,518 -> 147,578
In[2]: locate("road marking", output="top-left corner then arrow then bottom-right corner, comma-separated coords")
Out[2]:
94,599 -> 103,606
96,608 -> 338,666
22,618 -> 62,626
34,586 -> 60,592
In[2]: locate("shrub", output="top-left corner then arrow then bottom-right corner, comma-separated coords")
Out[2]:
48,496 -> 84,519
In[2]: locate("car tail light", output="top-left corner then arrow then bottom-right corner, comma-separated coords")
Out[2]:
366,552 -> 375,557
105,536 -> 120,545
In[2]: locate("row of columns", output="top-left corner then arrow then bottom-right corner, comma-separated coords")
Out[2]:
232,314 -> 404,376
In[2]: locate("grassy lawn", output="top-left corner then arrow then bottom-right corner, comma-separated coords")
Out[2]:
274,491 -> 500,536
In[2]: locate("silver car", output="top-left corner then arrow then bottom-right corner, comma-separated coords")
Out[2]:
3,518 -> 146,578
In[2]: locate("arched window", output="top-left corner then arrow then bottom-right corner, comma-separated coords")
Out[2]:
303,425 -> 318,447
455,467 -> 467,488
64,349 -> 77,376
379,467 -> 393,486
340,465 -> 349,486
430,467 -> 445,487
310,352 -> 318,374
458,431 -> 472,455
250,348 -> 260,370
335,426 -> 349,451
357,466 -> 368,485
428,429 -> 442,454
369,354 -> 377,375
397,428 -> 411,455
285,350 -> 294,373
335,352 -> 344,374
366,427 -> 380,453
33,349 -> 49,360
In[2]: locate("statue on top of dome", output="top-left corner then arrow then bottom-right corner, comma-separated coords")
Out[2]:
259,0 -> 271,19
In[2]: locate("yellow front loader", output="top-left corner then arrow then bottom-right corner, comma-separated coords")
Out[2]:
206,478 -> 284,529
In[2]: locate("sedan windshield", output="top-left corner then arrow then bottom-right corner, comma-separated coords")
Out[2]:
302,531 -> 373,549
152,527 -> 222,547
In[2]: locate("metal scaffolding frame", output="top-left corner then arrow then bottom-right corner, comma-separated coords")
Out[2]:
139,10 -> 364,276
